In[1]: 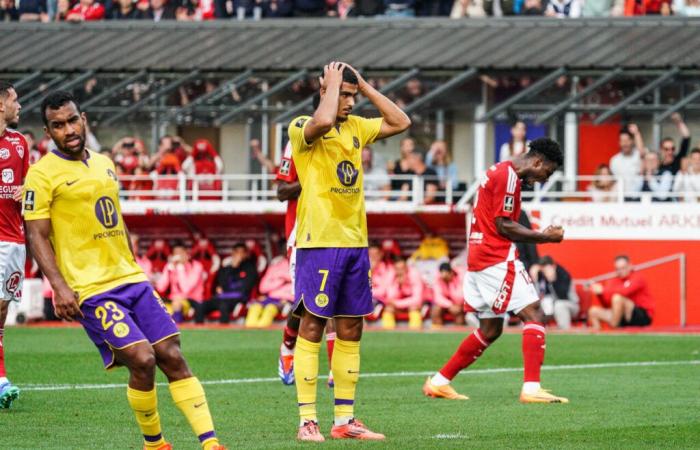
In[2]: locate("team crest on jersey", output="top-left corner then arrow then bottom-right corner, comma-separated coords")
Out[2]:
107,168 -> 118,182
2,169 -> 14,184
315,293 -> 329,307
24,190 -> 35,211
95,196 -> 119,229
504,195 -> 514,212
280,159 -> 291,176
0,148 -> 9,160
295,118 -> 308,128
16,145 -> 24,158
353,136 -> 360,149
336,160 -> 359,187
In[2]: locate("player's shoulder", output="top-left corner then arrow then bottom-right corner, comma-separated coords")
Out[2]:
28,150 -> 55,174
88,149 -> 114,166
3,128 -> 26,141
288,115 -> 312,131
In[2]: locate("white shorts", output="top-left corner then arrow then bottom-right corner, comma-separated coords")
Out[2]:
463,259 -> 539,319
0,242 -> 26,303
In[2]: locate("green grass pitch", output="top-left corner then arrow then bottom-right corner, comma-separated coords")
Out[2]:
1,327 -> 699,449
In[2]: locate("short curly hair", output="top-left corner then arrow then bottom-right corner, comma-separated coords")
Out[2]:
527,137 -> 563,168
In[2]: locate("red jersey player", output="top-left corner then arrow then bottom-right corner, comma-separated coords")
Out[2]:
276,136 -> 336,387
423,138 -> 569,403
0,81 -> 29,409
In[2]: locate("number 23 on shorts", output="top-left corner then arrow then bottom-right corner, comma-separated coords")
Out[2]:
95,301 -> 130,338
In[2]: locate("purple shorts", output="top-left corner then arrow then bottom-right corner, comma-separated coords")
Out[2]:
293,247 -> 372,319
78,282 -> 180,369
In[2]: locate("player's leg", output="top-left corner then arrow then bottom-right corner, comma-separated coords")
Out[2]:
244,299 -> 264,328
450,304 -> 466,326
0,243 -> 24,409
295,308 -> 326,441
610,294 -> 635,327
588,305 -> 612,330
329,248 -> 384,441
553,300 -> 577,330
129,282 -> 224,450
325,318 -> 336,388
516,302 -> 568,403
431,305 -> 445,328
424,269 -> 499,400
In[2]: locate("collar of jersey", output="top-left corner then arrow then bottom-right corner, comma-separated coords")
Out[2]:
52,148 -> 91,166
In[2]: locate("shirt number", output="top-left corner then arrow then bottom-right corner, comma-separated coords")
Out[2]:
95,301 -> 125,331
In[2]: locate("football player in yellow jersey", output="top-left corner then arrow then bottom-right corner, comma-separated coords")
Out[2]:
24,91 -> 226,450
288,62 -> 411,442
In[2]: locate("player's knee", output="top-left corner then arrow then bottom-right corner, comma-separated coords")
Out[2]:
130,349 -> 157,375
480,324 -> 503,342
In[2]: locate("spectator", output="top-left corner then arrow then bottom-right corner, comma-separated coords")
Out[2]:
145,238 -> 171,274
388,136 -> 416,200
335,0 -> 358,16
545,0 -> 582,16
383,0 -> 415,17
293,0 -> 326,15
382,258 -> 424,330
582,0 -> 612,15
499,120 -> 529,162
450,0 -> 486,17
66,0 -> 106,20
212,243 -> 258,324
530,256 -> 578,330
362,146 -> 390,199
406,150 -> 439,204
609,124 -> 646,199
144,0 -> 177,20
588,255 -> 655,330
130,233 -> 153,281
183,139 -> 223,175
0,0 -> 19,20
18,0 -> 48,21
410,233 -> 449,291
108,0 -> 146,18
417,0 -> 452,15
659,113 -> 691,175
483,0 -> 516,15
640,151 -> 673,202
520,0 -> 544,14
263,0 -> 294,16
113,137 -> 145,174
431,262 -> 465,327
21,130 -> 44,164
190,233 -> 221,299
244,255 -> 292,328
587,163 -> 618,202
354,0 -> 383,14
673,0 -> 700,14
157,243 -> 206,323
426,139 -> 459,193
673,148 -> 700,202
54,0 -> 71,20
624,0 -> 671,14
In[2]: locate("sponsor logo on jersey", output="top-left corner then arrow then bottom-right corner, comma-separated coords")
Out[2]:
504,195 -> 514,212
24,190 -> 34,211
336,160 -> 359,187
280,159 -> 291,176
16,145 -> 24,158
2,168 -> 14,184
0,148 -> 9,160
315,293 -> 329,307
95,196 -> 119,229
295,118 -> 308,128
353,136 -> 360,149
107,169 -> 118,182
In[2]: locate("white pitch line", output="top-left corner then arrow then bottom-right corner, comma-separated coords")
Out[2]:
21,360 -> 699,392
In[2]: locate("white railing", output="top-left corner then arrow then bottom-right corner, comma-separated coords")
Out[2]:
573,253 -> 687,327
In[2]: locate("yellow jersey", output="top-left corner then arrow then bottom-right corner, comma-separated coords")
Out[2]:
23,150 -> 147,303
289,114 -> 383,248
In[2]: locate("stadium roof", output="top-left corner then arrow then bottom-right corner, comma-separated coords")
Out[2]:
1,18 -> 700,73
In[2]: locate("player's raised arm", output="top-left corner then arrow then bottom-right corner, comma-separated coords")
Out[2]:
495,217 -> 564,244
303,62 -> 346,144
26,219 -> 81,321
346,65 -> 411,141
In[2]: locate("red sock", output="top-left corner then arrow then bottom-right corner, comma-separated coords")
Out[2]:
0,329 -> 5,378
522,322 -> 546,382
438,329 -> 490,380
325,332 -> 336,365
282,325 -> 298,350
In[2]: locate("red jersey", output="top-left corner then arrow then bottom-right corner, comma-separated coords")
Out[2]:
600,272 -> 655,318
276,142 -> 298,244
0,129 -> 29,244
467,161 -> 521,272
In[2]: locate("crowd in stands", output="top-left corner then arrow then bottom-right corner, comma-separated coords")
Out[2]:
2,0 -> 699,22
589,113 -> 700,202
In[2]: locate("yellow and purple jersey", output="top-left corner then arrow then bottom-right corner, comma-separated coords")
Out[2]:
22,149 -> 146,303
289,114 -> 382,249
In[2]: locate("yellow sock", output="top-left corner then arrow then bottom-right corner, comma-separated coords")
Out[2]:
408,310 -> 422,329
259,304 -> 279,328
169,377 -> 219,450
332,339 -> 360,423
294,336 -> 321,424
245,303 -> 263,328
382,311 -> 396,329
126,386 -> 165,449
